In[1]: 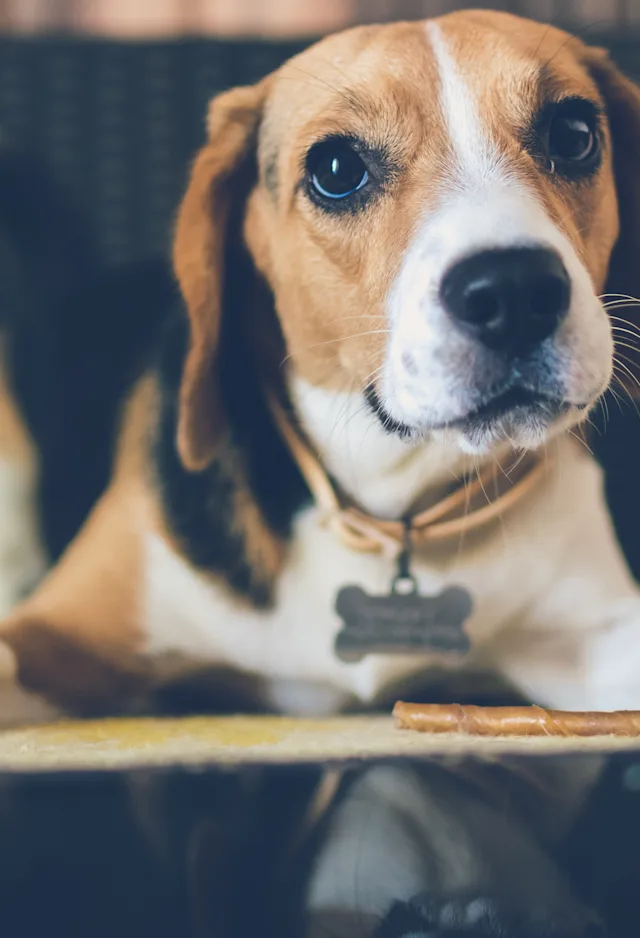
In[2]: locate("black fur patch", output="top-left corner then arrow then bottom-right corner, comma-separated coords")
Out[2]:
155,269 -> 309,607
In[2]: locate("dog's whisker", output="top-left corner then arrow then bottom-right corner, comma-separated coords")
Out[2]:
313,52 -> 354,90
585,414 -> 603,437
604,306 -> 640,318
600,292 -> 640,298
473,457 -> 493,509
612,361 -> 640,403
614,350 -> 640,370
611,373 -> 640,417
606,316 -> 640,332
567,428 -> 595,457
325,315 -> 387,325
280,330 -> 390,366
542,18 -> 610,74
360,360 -> 385,386
612,357 -> 639,378
609,330 -> 640,345
610,327 -> 640,347
597,395 -> 609,432
612,341 -> 640,356
281,63 -> 354,106
612,345 -> 640,361
607,385 -> 626,415
508,447 -> 528,476
608,313 -> 640,326
600,292 -> 640,302
276,76 -> 348,99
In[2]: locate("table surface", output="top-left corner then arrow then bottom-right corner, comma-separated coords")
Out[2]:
0,714 -> 638,773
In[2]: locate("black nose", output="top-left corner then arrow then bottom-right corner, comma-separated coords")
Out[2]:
440,247 -> 570,356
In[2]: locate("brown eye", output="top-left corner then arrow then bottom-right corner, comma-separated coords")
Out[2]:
548,114 -> 597,163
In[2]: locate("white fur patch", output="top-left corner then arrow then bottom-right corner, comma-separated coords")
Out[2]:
143,433 -> 640,714
427,22 -> 504,185
287,375 -> 472,519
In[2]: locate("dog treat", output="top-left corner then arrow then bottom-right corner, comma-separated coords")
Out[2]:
393,701 -> 640,737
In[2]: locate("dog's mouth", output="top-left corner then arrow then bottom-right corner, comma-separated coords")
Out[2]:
365,383 -> 570,441
448,385 -> 568,429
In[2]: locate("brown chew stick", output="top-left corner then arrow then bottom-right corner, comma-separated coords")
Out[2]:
393,702 -> 640,737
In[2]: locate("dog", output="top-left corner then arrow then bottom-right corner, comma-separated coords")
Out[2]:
0,10 -> 639,726
0,12 -> 640,920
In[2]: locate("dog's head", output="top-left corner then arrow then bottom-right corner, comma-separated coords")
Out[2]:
173,10 -> 640,471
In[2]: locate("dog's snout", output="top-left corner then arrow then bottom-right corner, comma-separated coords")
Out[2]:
440,247 -> 570,356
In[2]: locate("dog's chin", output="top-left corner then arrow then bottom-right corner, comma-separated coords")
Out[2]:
366,385 -> 573,454
455,409 -> 560,454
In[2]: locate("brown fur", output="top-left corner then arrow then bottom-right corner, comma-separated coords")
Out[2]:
173,80 -> 271,471
0,379 -> 156,711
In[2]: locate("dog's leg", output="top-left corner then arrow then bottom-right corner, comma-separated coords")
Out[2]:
0,378 -> 166,724
495,595 -> 640,713
484,451 -> 640,713
0,474 -> 151,724
305,763 -> 603,938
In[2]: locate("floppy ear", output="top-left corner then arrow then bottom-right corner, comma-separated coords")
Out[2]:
173,80 -> 269,472
585,49 -> 640,319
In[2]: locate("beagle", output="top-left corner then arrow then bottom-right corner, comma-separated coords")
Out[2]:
0,9 -> 639,722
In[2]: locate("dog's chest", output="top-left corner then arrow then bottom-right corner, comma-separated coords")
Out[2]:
143,497 -> 568,713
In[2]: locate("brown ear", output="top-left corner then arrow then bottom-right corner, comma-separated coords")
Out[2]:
173,81 -> 269,471
586,49 -> 640,313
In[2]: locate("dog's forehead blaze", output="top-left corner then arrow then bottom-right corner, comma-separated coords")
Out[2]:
262,13 -> 600,177
434,13 -> 602,131
249,13 -> 615,391
429,13 -> 617,270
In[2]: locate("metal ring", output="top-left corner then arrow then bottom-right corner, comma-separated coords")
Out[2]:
392,575 -> 418,596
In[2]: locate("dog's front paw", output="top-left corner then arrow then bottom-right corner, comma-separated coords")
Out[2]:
0,639 -> 61,727
0,630 -> 63,726
377,895 -> 606,938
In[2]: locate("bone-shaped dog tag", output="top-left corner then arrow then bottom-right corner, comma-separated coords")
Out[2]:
334,520 -> 473,662
333,579 -> 473,662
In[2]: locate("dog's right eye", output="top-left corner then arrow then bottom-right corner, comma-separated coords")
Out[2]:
306,138 -> 369,201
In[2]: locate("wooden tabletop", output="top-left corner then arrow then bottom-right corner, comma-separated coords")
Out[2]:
0,714 -> 638,773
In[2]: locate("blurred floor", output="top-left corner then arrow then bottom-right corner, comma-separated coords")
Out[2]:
0,754 -> 639,937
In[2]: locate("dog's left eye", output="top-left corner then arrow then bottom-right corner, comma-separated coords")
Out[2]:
548,115 -> 597,163
307,139 -> 369,200
541,99 -> 600,173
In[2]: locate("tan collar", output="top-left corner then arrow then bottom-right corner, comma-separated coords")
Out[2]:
270,397 -> 551,558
